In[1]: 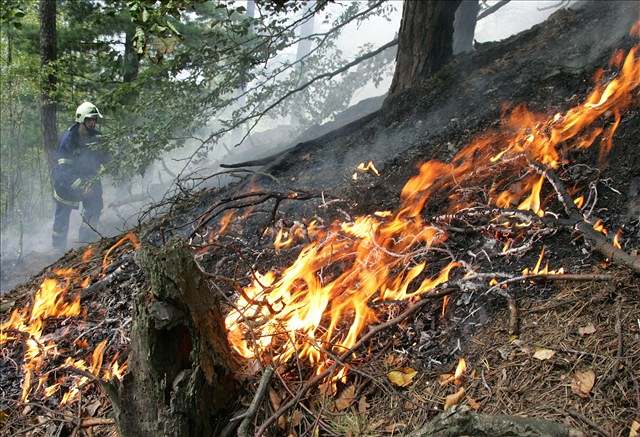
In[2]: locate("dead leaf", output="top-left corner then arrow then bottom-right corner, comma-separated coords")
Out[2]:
277,415 -> 288,430
269,387 -> 281,411
444,387 -> 465,410
466,396 -> 481,410
533,348 -> 556,360
578,323 -> 596,336
629,420 -> 640,437
291,410 -> 303,427
387,367 -> 417,387
438,373 -> 454,386
318,380 -> 336,397
571,369 -> 596,398
335,385 -> 356,411
384,354 -> 403,367
84,399 -> 101,417
357,396 -> 369,414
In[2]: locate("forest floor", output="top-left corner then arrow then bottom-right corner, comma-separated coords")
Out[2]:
1,2 -> 639,436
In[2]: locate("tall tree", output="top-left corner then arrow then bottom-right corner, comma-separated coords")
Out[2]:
453,0 -> 480,55
39,0 -> 57,169
388,0 -> 461,96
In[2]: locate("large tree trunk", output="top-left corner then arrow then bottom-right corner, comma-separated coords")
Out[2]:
39,0 -> 57,170
387,0 -> 461,97
453,0 -> 480,55
111,240 -> 240,437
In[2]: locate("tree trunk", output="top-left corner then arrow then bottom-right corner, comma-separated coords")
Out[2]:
296,0 -> 315,63
123,27 -> 141,83
387,0 -> 461,97
111,240 -> 240,437
39,0 -> 57,170
453,0 -> 480,55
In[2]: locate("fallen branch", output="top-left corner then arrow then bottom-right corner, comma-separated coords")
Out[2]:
531,163 -> 640,273
601,295 -> 624,388
566,409 -> 608,437
412,406 -> 578,437
237,366 -> 274,437
255,286 -> 457,437
81,417 -> 115,427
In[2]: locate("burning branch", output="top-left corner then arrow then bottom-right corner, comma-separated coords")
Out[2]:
531,162 -> 640,273
255,286 -> 457,437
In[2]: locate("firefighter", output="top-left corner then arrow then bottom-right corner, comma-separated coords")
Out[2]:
51,102 -> 107,251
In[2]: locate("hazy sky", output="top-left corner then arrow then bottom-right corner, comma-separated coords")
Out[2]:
304,1 -> 572,104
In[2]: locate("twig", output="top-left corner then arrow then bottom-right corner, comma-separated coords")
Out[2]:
566,409 -> 608,437
81,418 -> 115,427
531,162 -> 640,273
237,366 -> 274,437
254,287 -> 457,437
507,295 -> 519,338
602,295 -> 624,388
477,0 -> 511,20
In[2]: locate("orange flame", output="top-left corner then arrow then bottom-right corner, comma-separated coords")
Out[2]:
523,247 -> 564,276
81,246 -> 94,263
573,195 -> 585,209
593,219 -> 608,235
454,358 -> 467,385
101,232 -> 140,273
613,229 -> 623,249
224,45 -> 640,377
352,160 -> 380,180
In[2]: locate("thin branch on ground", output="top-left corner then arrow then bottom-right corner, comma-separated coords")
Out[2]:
254,286 -> 457,437
237,366 -> 274,437
531,162 -> 640,273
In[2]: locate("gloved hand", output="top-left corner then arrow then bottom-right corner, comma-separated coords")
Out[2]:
70,178 -> 94,196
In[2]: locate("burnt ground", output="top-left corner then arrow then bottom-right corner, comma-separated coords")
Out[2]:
2,2 -> 640,436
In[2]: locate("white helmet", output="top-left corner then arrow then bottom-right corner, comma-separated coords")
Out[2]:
75,101 -> 103,123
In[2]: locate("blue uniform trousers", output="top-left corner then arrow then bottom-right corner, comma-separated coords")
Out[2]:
52,182 -> 103,250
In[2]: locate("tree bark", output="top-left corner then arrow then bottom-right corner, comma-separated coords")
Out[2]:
111,240 -> 240,437
453,0 -> 480,55
39,0 -> 57,170
387,0 -> 461,97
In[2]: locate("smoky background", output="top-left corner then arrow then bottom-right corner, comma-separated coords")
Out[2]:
0,0 -> 578,292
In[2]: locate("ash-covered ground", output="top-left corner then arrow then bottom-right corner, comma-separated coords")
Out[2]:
1,2 -> 639,436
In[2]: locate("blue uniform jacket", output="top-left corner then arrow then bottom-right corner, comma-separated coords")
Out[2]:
52,124 -> 107,207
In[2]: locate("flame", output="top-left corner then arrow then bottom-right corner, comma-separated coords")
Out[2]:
224,45 -> 640,377
613,229 -> 623,249
441,295 -> 450,318
593,219 -> 608,235
81,246 -> 94,263
573,195 -> 585,209
523,247 -> 564,276
215,210 -> 236,238
352,160 -> 380,180
454,358 -> 467,385
1,250 -> 128,405
517,174 -> 545,216
101,232 -> 140,273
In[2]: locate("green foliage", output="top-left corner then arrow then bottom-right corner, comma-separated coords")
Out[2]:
1,0 -> 396,229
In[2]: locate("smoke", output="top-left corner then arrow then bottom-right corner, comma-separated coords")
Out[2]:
0,0 -> 585,293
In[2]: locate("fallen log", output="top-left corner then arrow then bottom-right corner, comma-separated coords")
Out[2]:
409,407 -> 583,437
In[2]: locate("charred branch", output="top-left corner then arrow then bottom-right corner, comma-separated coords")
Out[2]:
531,163 -> 640,273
